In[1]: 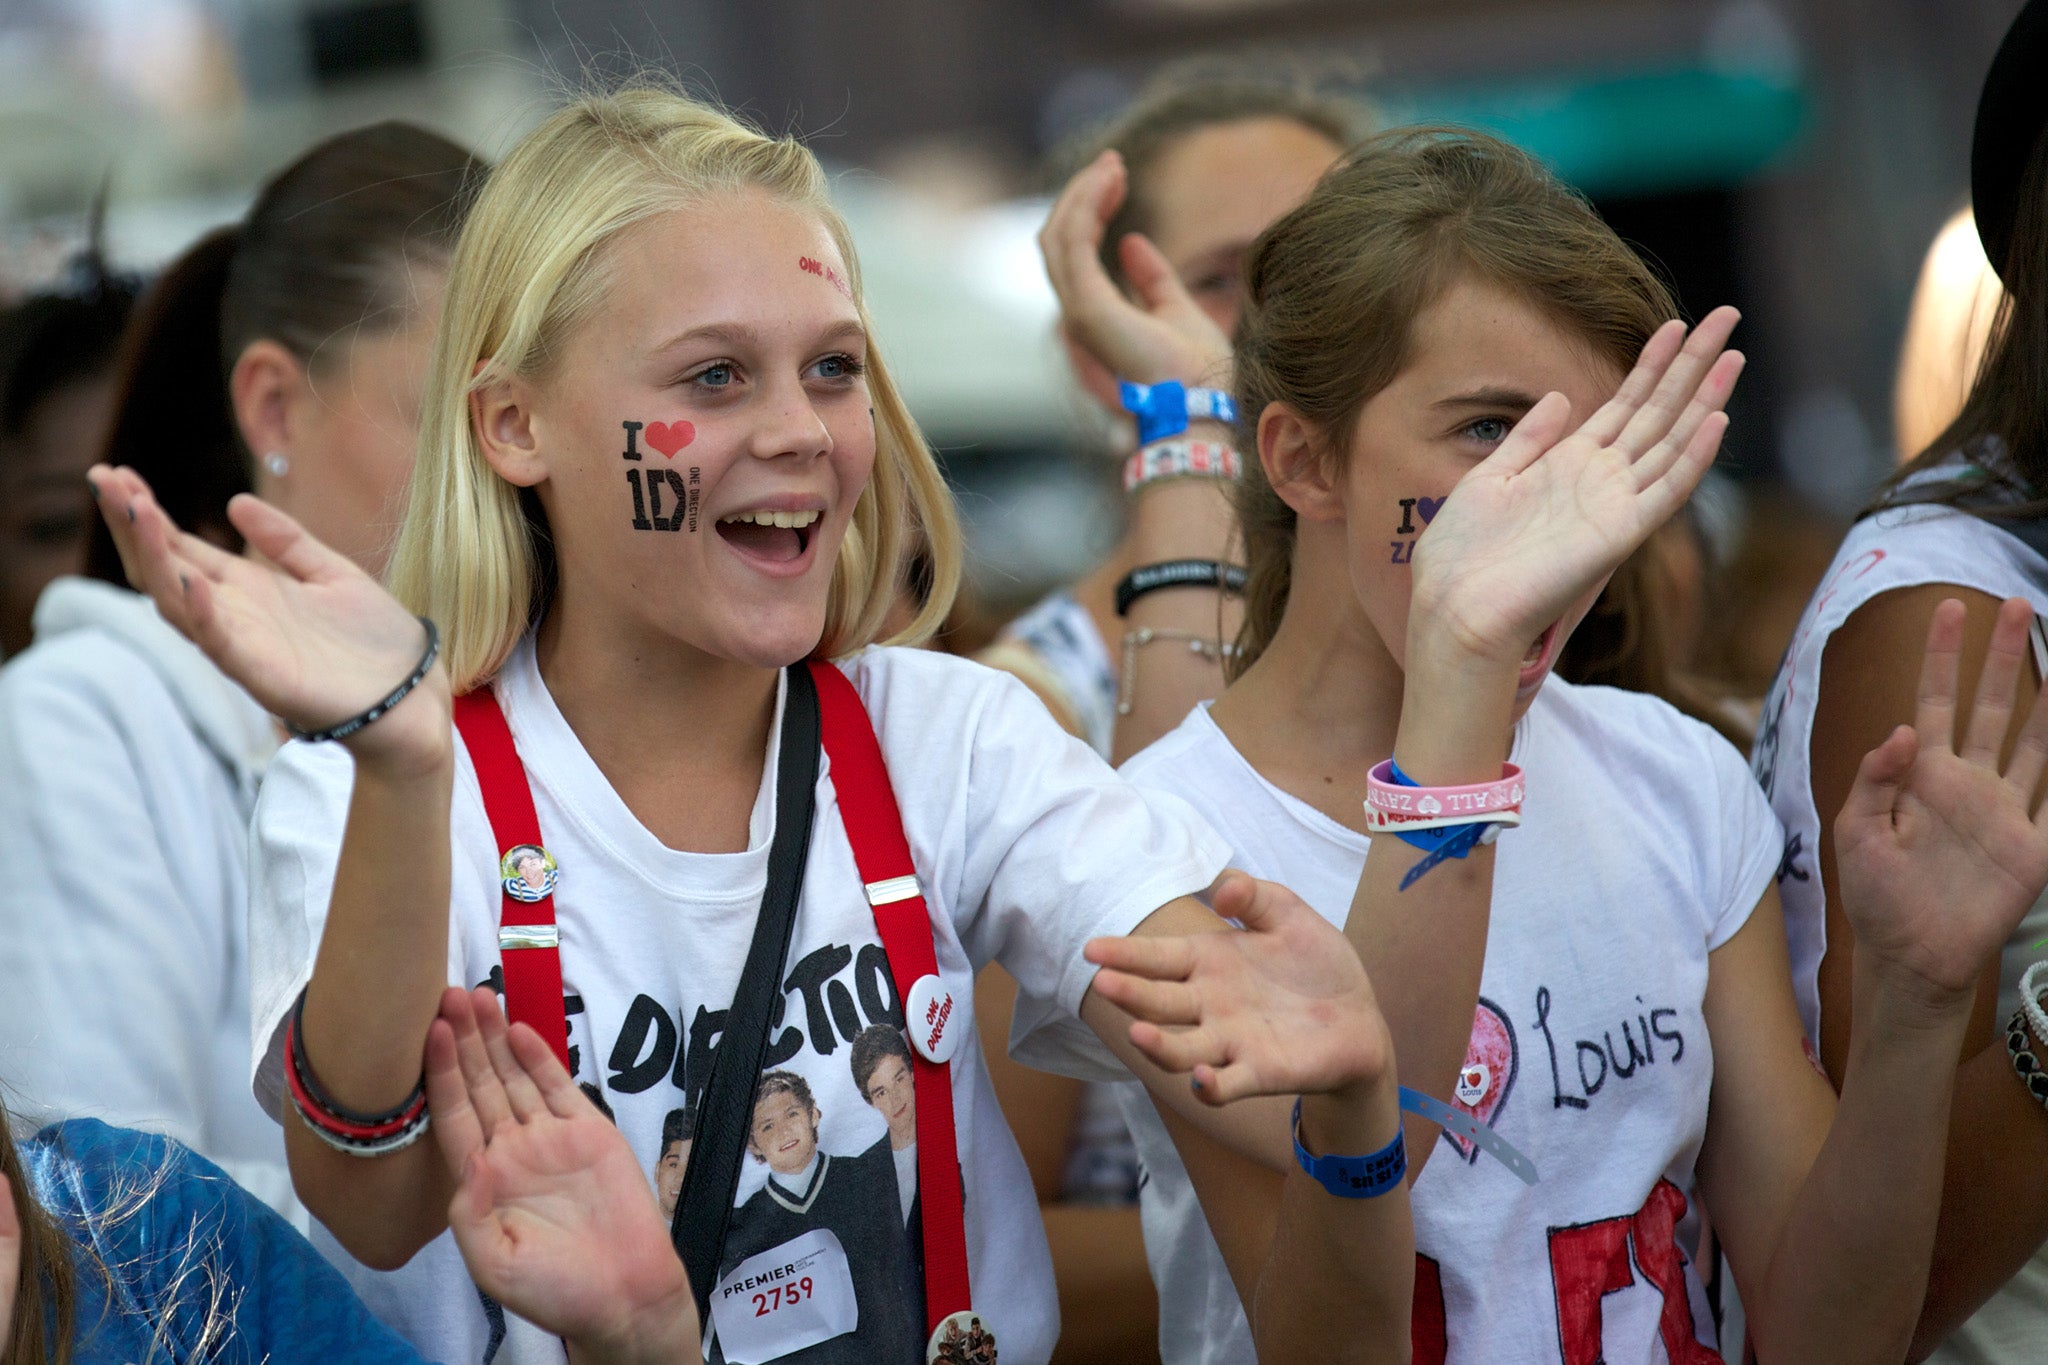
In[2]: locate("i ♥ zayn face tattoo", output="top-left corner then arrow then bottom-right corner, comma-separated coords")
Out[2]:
1389,493 -> 1445,565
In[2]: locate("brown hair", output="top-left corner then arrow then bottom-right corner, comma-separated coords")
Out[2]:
83,122 -> 483,579
1070,67 -> 1372,293
4,1116 -> 78,1365
1229,126 -> 1743,744
849,1024 -> 912,1096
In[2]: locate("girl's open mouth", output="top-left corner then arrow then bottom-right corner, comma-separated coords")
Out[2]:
715,508 -> 819,569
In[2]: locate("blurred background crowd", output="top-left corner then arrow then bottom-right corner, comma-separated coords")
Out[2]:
0,0 -> 2022,687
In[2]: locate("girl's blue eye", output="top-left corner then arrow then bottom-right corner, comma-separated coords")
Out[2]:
813,353 -> 866,381
695,364 -> 734,388
1466,416 -> 1512,444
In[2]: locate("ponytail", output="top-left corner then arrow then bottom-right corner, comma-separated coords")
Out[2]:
84,227 -> 245,581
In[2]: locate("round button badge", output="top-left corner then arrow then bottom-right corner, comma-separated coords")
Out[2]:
927,1309 -> 997,1364
499,844 -> 558,903
905,973 -> 962,1065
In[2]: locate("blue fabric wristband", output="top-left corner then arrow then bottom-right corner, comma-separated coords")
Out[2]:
1119,379 -> 1238,445
1291,1097 -> 1407,1198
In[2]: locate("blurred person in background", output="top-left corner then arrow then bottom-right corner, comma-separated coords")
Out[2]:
971,69 -> 1365,1363
1755,3 -> 2048,1355
0,227 -> 141,660
1895,206 -> 2002,466
0,121 -> 481,1219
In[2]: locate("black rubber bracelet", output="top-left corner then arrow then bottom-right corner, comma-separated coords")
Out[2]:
287,986 -> 428,1127
1114,560 -> 1248,617
287,616 -> 440,743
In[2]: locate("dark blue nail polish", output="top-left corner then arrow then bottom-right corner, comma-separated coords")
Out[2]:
125,505 -> 134,523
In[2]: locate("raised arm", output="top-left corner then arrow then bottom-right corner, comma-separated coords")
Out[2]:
1085,873 -> 1410,1361
1038,150 -> 1243,765
1700,597 -> 2048,1361
1807,584 -> 2048,1352
89,465 -> 457,1267
1348,312 -> 1743,1167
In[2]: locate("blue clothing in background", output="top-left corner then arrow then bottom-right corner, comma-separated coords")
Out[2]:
23,1118 -> 425,1363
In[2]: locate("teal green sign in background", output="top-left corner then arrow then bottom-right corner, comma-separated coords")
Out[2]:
1391,65 -> 1810,197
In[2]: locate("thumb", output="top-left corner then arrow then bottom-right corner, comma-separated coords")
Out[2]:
1215,871 -> 1294,935
1838,724 -> 1918,835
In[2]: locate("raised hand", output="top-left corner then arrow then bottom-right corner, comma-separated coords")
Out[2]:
1410,309 -> 1744,669
426,988 -> 699,1365
1038,149 -> 1232,391
1835,597 -> 2048,1006
1083,872 -> 1391,1105
87,464 -> 446,765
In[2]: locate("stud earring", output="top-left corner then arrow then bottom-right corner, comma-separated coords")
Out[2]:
263,451 -> 290,478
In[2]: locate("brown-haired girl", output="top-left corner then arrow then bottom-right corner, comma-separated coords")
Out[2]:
0,121 -> 480,1216
1075,124 -> 2048,1363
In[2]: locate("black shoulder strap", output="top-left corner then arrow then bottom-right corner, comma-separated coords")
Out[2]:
669,663 -> 821,1319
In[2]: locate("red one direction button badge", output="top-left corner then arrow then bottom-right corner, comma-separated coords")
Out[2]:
906,974 -> 962,1064
928,1309 -> 998,1364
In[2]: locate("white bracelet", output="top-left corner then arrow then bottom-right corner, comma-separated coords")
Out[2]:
2021,960 -> 2048,1050
1123,440 -> 1241,494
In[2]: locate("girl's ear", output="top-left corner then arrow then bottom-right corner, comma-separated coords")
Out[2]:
228,339 -> 305,461
1258,402 -> 1344,522
471,372 -> 548,487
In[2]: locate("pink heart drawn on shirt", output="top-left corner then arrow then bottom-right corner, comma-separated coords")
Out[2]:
1418,496 -> 1445,525
1444,997 -> 1516,1165
646,421 -> 695,458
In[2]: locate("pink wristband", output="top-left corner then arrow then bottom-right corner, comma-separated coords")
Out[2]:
1363,760 -> 1525,836
1123,439 -> 1241,493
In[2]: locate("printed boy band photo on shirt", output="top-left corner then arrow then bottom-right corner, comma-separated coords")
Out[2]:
708,1069 -> 924,1364
655,1103 -> 696,1222
850,1024 -> 919,1229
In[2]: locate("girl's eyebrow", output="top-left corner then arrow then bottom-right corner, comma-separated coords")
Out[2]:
653,318 -> 866,355
1432,385 -> 1542,413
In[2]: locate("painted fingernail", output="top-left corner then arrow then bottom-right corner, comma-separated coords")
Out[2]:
178,574 -> 189,594
125,505 -> 135,523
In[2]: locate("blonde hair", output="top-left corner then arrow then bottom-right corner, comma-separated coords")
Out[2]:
386,87 -> 961,689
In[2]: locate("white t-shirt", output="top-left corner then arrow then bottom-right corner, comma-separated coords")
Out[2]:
1116,683 -> 1777,1365
1755,480 -> 2048,1362
248,639 -> 1230,1365
0,578 -> 298,1219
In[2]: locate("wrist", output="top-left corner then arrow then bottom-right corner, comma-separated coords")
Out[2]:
1297,1068 -> 1401,1158
567,1288 -> 698,1365
343,671 -> 455,782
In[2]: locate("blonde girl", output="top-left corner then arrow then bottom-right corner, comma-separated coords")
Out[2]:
87,87 -> 1435,1364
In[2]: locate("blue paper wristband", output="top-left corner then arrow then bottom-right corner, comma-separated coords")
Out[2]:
1291,1097 -> 1407,1198
1385,758 -> 1493,889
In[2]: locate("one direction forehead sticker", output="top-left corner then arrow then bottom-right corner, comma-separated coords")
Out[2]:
798,255 -> 851,299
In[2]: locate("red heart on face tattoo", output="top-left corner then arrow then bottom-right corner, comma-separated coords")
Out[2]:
646,421 -> 695,457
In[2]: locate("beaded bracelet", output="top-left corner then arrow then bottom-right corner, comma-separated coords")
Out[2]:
2022,960 -> 2048,1053
284,987 -> 431,1156
2007,1005 -> 2048,1111
287,616 -> 440,744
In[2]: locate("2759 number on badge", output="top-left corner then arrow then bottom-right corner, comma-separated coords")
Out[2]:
709,1229 -> 858,1364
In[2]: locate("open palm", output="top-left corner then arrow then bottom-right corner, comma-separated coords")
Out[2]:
427,988 -> 698,1358
1085,872 -> 1391,1105
87,464 -> 442,754
1836,598 -> 2048,1001
1413,309 -> 1744,665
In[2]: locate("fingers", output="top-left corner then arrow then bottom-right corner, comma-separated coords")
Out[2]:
1475,391 -> 1574,480
1838,724 -> 1919,834
503,1020 -> 597,1122
87,465 -> 145,588
1609,307 -> 1742,457
1960,597 -> 2036,765
226,493 -> 357,584
425,1015 -> 485,1183
447,986 -> 516,1137
1914,599 -> 1968,752
1090,968 -> 1203,1026
1085,933 -> 1195,981
1629,412 -> 1730,532
1038,150 -> 1126,314
2010,654 -> 2048,814
1628,351 -> 1745,494
472,986 -> 550,1124
1572,320 -> 1688,447
1125,1017 -> 1226,1078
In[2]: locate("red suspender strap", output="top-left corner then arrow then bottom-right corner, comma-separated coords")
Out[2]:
808,660 -> 972,1332
451,688 -> 572,1072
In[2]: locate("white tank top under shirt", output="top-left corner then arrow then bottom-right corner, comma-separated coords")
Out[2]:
1113,682 -> 1777,1365
245,640 -> 1230,1365
1755,467 -> 2048,1363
